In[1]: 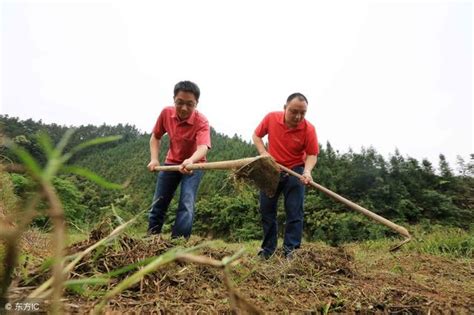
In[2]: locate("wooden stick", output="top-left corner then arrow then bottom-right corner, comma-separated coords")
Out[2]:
278,164 -> 411,239
153,157 -> 261,172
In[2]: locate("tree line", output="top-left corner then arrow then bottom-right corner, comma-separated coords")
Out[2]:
1,115 -> 472,244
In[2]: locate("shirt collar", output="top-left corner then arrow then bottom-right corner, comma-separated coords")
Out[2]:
278,111 -> 305,130
171,107 -> 196,125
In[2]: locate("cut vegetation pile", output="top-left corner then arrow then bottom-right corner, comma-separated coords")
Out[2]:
8,222 -> 474,314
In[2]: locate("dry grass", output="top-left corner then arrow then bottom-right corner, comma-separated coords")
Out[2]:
6,224 -> 473,314
234,156 -> 280,197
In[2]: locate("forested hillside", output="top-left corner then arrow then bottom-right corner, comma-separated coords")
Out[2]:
1,115 -> 473,244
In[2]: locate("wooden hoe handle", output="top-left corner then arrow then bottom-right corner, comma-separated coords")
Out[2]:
153,157 -> 260,172
278,164 -> 412,240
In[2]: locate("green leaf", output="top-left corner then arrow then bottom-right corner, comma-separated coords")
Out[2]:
73,135 -> 122,154
111,204 -> 125,225
36,131 -> 55,159
42,156 -> 63,182
62,165 -> 123,189
61,135 -> 122,164
105,256 -> 156,278
6,141 -> 42,178
55,128 -> 76,155
40,257 -> 55,271
65,277 -> 110,296
64,277 -> 110,286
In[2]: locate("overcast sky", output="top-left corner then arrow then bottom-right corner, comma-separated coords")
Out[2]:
1,0 -> 472,169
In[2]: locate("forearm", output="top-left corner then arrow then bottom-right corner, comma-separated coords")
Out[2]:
252,133 -> 267,155
150,135 -> 161,161
303,155 -> 317,174
188,145 -> 209,163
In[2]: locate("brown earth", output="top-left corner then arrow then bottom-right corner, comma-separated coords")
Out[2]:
8,228 -> 474,314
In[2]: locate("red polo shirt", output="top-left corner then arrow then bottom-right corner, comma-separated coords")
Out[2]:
152,106 -> 211,164
254,111 -> 319,169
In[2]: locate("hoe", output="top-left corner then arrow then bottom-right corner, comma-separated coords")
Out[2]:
154,156 -> 411,250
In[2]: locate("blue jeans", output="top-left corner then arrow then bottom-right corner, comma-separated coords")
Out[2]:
259,166 -> 305,257
148,168 -> 203,238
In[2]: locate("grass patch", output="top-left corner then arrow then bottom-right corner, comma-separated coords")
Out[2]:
406,226 -> 473,259
347,225 -> 473,260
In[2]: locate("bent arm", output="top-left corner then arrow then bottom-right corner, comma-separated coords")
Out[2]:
147,134 -> 161,171
252,133 -> 269,156
180,144 -> 209,174
303,155 -> 317,175
188,144 -> 209,163
301,155 -> 317,184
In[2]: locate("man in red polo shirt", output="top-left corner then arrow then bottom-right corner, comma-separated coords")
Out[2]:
147,81 -> 211,238
252,92 -> 319,259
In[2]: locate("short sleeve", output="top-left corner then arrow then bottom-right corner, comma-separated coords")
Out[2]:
305,125 -> 319,156
254,113 -> 271,138
196,118 -> 211,149
152,109 -> 166,139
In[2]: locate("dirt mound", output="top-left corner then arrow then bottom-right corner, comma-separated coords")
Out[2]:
60,232 -> 240,313
62,236 -> 361,313
10,224 -> 474,313
228,244 -> 356,313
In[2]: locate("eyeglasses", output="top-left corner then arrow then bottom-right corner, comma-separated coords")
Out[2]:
174,99 -> 196,107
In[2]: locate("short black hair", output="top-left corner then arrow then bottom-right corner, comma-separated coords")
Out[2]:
174,81 -> 201,101
286,92 -> 308,104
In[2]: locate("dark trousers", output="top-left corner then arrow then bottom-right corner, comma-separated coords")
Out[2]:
148,168 -> 203,238
259,166 -> 305,256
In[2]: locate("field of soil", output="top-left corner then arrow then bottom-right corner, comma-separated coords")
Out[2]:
7,227 -> 473,314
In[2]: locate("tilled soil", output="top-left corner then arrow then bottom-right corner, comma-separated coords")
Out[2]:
9,228 -> 474,314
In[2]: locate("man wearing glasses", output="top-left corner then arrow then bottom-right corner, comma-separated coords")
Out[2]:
147,81 -> 211,238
